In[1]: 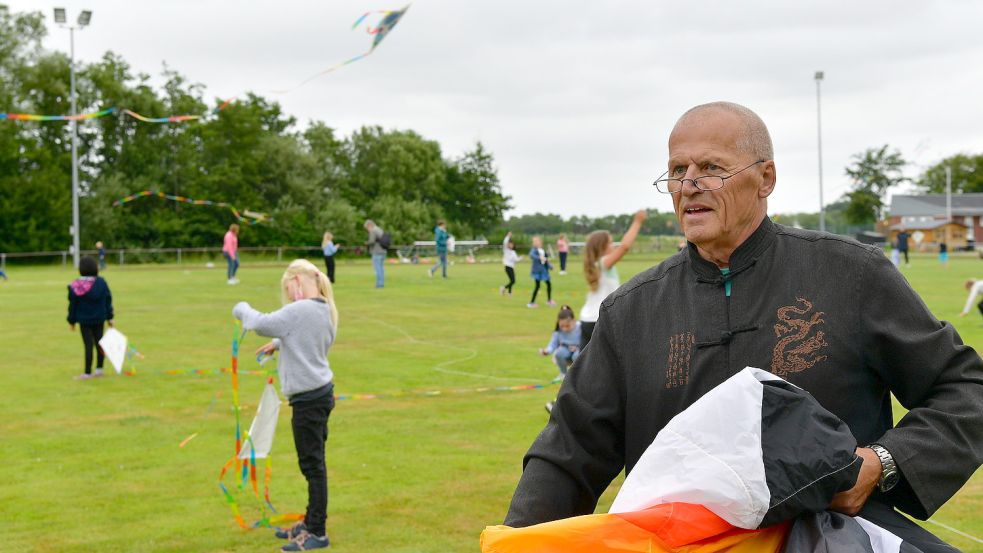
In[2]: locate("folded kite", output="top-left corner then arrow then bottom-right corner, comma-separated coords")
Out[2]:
98,327 -> 128,374
482,367 -> 923,553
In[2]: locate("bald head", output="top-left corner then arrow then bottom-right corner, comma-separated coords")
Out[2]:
675,102 -> 773,161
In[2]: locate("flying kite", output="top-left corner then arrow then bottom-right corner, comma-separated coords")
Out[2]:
112,190 -> 271,225
272,4 -> 411,93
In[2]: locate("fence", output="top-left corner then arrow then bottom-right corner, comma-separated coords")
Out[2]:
0,236 -> 688,270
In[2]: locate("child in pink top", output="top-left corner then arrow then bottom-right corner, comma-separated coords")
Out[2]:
223,224 -> 240,284
556,234 -> 570,275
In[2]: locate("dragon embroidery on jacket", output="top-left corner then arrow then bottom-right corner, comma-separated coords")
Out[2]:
771,297 -> 827,377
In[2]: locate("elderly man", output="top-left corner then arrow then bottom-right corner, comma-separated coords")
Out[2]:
504,102 -> 983,551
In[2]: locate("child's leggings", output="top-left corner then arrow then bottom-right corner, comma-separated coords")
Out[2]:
79,322 -> 105,374
503,266 -> 515,293
530,279 -> 551,303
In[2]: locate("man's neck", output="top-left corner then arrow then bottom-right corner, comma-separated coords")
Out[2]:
694,212 -> 767,268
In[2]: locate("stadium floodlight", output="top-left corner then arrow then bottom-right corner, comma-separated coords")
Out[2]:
53,8 -> 66,23
78,10 -> 92,27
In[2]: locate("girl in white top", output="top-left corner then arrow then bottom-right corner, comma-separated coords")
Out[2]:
501,231 -> 520,296
579,210 -> 647,350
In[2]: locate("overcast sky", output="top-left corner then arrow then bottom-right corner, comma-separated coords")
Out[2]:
8,0 -> 983,217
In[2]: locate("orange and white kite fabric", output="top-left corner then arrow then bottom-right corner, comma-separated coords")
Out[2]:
480,502 -> 789,553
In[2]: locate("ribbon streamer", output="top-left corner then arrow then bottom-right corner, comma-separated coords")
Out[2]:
112,190 -> 270,225
1,99 -> 234,124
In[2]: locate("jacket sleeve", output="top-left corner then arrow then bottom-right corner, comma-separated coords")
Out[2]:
859,248 -> 983,519
544,332 -> 560,355
67,286 -> 77,324
505,304 -> 626,526
232,302 -> 294,340
105,281 -> 114,321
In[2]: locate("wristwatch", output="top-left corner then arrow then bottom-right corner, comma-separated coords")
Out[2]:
868,443 -> 900,492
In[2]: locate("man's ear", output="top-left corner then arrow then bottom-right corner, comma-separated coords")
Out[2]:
759,161 -> 777,198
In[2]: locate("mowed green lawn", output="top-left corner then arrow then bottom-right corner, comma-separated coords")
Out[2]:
0,251 -> 980,552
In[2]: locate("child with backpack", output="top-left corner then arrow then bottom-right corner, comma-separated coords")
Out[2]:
233,259 -> 339,551
67,255 -> 114,380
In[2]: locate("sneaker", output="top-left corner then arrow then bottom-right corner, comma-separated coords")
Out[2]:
545,401 -> 554,413
74,373 -> 92,381
551,374 -> 565,384
93,368 -> 104,377
499,286 -> 505,295
275,521 -> 307,540
232,278 -> 240,284
527,303 -> 538,308
547,300 -> 557,306
559,271 -> 567,275
227,278 -> 235,285
281,531 -> 330,551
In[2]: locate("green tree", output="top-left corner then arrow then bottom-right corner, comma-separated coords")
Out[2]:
442,142 -> 511,237
917,153 -> 983,194
842,145 -> 908,225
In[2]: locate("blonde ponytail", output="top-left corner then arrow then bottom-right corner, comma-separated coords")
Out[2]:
281,259 -> 339,329
583,230 -> 611,292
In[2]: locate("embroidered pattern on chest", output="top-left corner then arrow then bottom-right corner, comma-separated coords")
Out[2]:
665,332 -> 695,388
771,297 -> 828,377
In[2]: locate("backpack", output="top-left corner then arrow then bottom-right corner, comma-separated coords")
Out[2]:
377,232 -> 392,250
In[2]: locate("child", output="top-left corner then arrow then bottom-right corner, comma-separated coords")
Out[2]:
96,241 -> 107,270
579,210 -> 646,350
540,305 -> 581,378
501,231 -> 519,296
67,255 -> 114,380
321,231 -> 339,283
556,234 -> 570,275
233,259 -> 339,551
939,241 -> 948,268
528,236 -> 554,308
223,223 -> 240,285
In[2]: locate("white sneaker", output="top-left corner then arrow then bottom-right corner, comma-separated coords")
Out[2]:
227,278 -> 235,284
74,373 -> 92,381
94,368 -> 104,377
559,271 -> 567,275
232,278 -> 240,284
499,286 -> 505,295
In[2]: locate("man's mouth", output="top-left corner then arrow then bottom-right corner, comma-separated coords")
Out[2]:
684,207 -> 712,214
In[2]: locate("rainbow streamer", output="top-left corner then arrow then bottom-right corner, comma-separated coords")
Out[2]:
272,5 -> 410,94
0,107 -> 116,122
1,99 -> 234,125
112,190 -> 270,225
217,323 -> 303,531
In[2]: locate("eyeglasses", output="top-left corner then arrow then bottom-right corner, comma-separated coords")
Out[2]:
653,160 -> 766,194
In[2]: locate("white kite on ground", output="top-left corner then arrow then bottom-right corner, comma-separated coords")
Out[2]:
98,327 -> 128,374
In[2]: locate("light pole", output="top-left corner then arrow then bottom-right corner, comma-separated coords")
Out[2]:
814,71 -> 825,233
54,8 -> 92,269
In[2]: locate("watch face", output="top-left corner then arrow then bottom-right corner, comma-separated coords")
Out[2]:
881,470 -> 900,492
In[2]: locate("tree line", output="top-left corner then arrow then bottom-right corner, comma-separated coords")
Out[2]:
0,6 -> 511,254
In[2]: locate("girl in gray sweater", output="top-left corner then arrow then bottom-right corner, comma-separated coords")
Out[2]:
233,259 -> 338,551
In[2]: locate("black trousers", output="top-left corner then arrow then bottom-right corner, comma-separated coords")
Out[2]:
579,321 -> 596,352
559,251 -> 568,272
79,322 -> 105,374
291,393 -> 335,537
504,266 -> 516,293
323,255 -> 335,283
530,279 -> 551,303
900,249 -> 909,263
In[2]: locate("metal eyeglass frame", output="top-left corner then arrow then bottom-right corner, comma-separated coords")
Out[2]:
653,160 -> 766,194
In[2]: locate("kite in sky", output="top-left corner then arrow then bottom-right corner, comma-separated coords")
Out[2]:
272,4 -> 411,93
112,190 -> 271,225
0,100 -> 234,124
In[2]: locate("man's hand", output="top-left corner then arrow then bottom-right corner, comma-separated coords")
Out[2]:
829,447 -> 881,515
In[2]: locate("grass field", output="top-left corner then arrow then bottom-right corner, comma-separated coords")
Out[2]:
1,252 -> 981,552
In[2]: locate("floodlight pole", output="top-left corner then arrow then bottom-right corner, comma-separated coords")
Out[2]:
56,8 -> 90,269
69,24 -> 80,269
815,71 -> 826,233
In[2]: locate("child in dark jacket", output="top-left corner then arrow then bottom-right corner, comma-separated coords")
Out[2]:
67,255 -> 114,380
